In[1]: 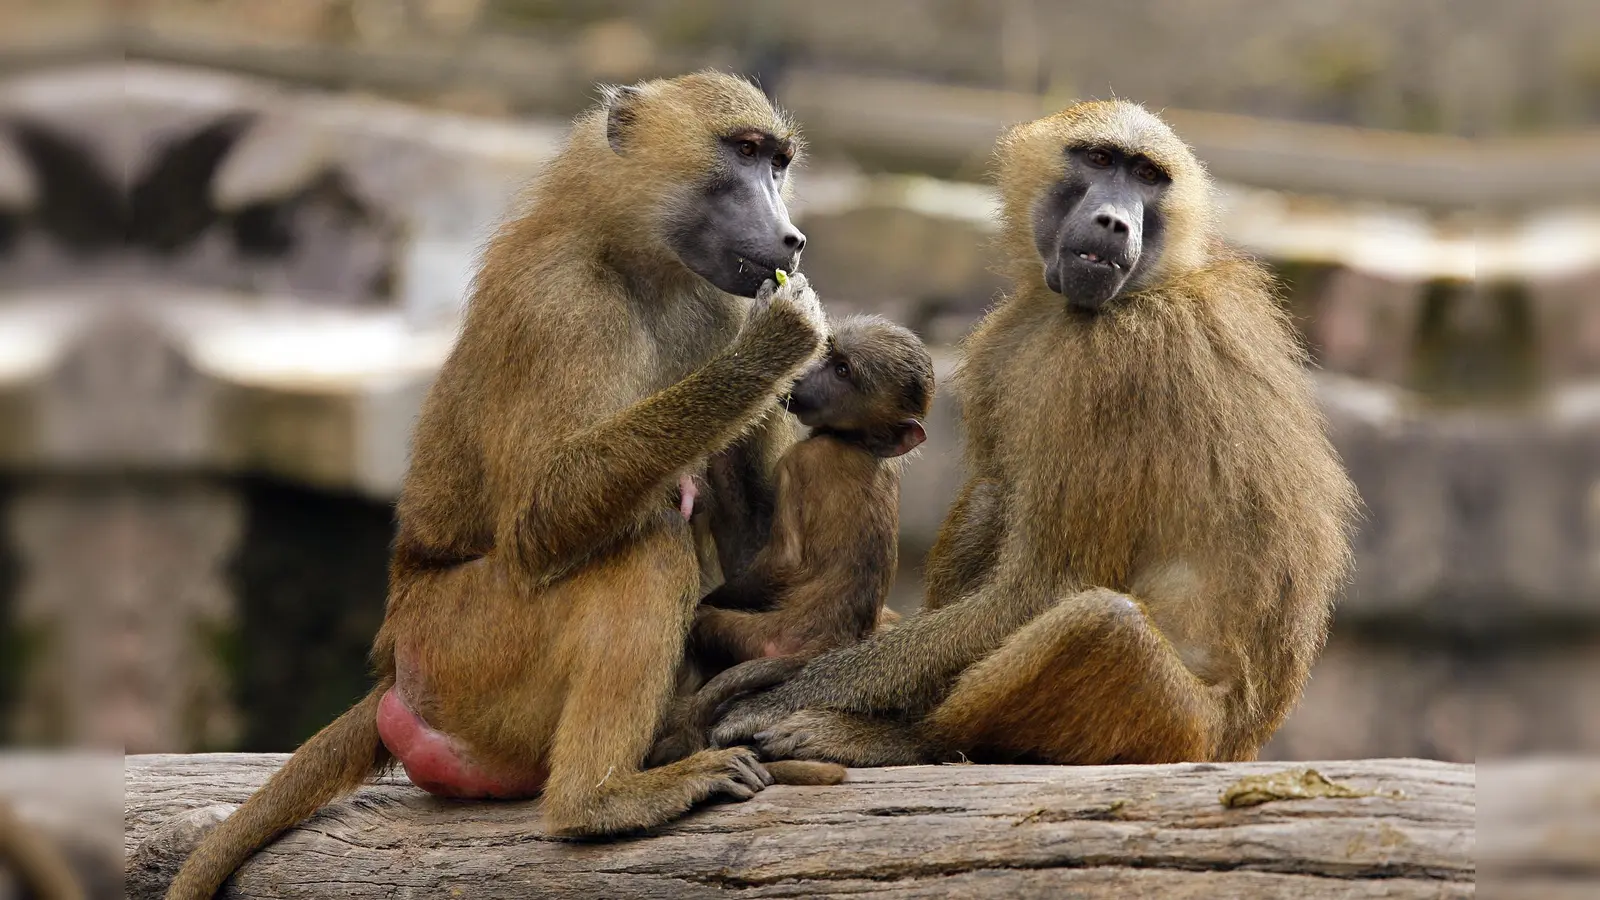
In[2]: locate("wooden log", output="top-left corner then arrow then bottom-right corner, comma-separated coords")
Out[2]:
1480,757 -> 1600,900
125,754 -> 1474,899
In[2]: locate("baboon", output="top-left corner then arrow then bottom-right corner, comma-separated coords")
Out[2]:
712,100 -> 1358,768
693,315 -> 934,670
166,72 -> 829,900
651,316 -> 934,767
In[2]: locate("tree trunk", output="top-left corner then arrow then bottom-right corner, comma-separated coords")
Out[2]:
124,754 -> 1477,899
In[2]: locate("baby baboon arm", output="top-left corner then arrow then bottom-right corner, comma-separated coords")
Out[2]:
690,606 -> 773,666
698,459 -> 803,613
705,406 -> 796,581
507,287 -> 823,582
711,574 -> 1056,746
923,476 -> 1004,610
697,571 -> 782,612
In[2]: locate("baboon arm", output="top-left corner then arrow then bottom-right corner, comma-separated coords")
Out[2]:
504,308 -> 819,583
690,606 -> 771,666
696,572 -> 781,612
716,572 -> 1056,742
923,476 -> 1004,609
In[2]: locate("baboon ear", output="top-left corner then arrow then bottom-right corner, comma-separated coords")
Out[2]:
602,84 -> 643,155
870,419 -> 927,459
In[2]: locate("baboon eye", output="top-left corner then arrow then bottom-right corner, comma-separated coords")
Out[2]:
738,140 -> 759,158
1085,148 -> 1114,168
773,152 -> 791,170
1133,160 -> 1162,184
834,362 -> 851,380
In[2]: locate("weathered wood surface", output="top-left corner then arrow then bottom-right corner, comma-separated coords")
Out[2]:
1479,757 -> 1600,900
125,754 -> 1473,899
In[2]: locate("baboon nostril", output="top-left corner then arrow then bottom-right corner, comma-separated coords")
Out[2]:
1095,213 -> 1128,235
783,231 -> 805,252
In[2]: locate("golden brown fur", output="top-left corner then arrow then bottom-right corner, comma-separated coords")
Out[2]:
166,72 -> 828,900
692,439 -> 902,662
691,316 -> 934,669
649,317 -> 933,777
712,100 -> 1357,767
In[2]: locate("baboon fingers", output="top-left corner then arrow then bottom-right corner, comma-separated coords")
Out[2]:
708,694 -> 795,748
754,710 -> 932,767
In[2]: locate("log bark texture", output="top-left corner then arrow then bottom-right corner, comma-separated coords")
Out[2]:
125,754 -> 1473,899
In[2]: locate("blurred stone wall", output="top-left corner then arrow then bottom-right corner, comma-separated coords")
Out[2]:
8,0 -> 1596,133
2,5 -> 1597,764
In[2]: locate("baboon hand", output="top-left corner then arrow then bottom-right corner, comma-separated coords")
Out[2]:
750,272 -> 827,352
708,687 -> 798,748
750,710 -> 839,762
705,746 -> 775,802
753,710 -> 932,767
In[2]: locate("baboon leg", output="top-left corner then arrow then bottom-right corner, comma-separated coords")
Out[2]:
927,588 -> 1223,764
539,529 -> 771,835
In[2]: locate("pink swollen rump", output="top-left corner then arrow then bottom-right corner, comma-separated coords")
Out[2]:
376,686 -> 547,799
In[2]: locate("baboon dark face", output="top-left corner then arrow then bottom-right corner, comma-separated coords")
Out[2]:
666,131 -> 806,298
785,350 -> 860,428
785,318 -> 933,458
1032,145 -> 1170,312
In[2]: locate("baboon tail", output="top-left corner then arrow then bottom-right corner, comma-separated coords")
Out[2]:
164,682 -> 391,900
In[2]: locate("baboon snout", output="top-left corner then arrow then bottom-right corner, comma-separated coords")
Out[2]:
1070,200 -> 1141,269
1092,203 -> 1131,236
757,223 -> 805,271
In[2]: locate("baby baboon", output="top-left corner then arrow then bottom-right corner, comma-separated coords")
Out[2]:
654,316 -> 932,760
166,72 -> 830,900
713,100 -> 1358,768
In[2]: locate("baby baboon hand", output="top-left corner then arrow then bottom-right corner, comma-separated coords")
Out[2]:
749,272 -> 826,351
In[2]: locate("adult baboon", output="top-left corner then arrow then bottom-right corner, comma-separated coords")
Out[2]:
713,100 -> 1358,768
166,72 -> 827,900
